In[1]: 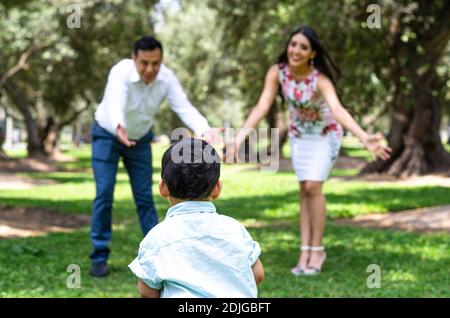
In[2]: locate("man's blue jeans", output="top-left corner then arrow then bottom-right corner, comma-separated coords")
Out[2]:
90,122 -> 158,264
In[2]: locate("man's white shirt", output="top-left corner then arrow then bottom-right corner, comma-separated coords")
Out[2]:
95,59 -> 210,140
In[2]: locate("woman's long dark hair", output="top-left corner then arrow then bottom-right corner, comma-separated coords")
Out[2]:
277,26 -> 341,86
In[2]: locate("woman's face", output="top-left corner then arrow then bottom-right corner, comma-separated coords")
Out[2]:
287,33 -> 316,68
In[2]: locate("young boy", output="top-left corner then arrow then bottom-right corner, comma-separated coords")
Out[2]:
128,138 -> 264,298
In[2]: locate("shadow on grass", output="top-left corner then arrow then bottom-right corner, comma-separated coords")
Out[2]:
2,184 -> 450,222
22,172 -> 127,185
324,186 -> 450,217
21,167 -> 162,185
57,147 -> 163,176
216,185 -> 450,221
0,196 -> 169,220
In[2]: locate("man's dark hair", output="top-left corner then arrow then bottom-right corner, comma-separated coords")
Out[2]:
161,138 -> 221,200
134,36 -> 163,55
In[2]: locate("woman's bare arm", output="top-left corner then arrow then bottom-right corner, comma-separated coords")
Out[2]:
234,64 -> 280,146
317,74 -> 391,160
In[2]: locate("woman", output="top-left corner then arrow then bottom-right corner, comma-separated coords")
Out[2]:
227,26 -> 390,275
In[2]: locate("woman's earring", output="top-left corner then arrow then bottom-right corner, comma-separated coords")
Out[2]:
309,58 -> 314,66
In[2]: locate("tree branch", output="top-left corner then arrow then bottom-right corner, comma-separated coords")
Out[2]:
0,41 -> 56,88
58,99 -> 92,128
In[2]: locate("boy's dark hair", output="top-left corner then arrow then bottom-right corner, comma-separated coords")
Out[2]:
161,138 -> 221,200
134,36 -> 163,55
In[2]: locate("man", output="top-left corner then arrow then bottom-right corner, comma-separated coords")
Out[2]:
90,36 -> 221,277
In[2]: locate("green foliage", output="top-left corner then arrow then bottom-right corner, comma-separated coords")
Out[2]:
152,0 -> 247,134
206,0 -> 449,132
2,0 -> 448,146
0,0 -> 156,151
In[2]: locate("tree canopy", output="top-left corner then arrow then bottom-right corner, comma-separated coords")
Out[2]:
1,0 -> 449,176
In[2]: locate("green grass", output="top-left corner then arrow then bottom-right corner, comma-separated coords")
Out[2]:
0,141 -> 449,297
340,135 -> 373,160
4,146 -> 27,159
444,143 -> 450,153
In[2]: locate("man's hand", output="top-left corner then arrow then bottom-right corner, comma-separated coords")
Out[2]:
116,124 -> 136,147
201,128 -> 224,146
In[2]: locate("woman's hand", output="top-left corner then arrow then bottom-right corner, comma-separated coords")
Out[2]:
362,133 -> 392,161
202,128 -> 224,145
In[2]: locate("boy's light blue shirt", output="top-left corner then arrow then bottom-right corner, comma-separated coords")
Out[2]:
128,201 -> 261,298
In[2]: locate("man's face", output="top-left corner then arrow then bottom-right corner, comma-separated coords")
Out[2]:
133,49 -> 162,84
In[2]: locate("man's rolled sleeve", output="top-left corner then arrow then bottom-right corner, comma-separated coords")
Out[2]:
128,253 -> 162,290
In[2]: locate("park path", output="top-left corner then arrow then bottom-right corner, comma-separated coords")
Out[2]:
0,172 -> 57,189
0,205 -> 90,239
335,205 -> 450,234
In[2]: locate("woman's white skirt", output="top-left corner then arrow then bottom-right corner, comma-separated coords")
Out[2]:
290,134 -> 342,182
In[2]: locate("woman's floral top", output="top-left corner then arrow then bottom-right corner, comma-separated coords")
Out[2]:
278,63 -> 343,140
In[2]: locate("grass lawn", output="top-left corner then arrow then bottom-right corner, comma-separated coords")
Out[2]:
0,140 -> 449,297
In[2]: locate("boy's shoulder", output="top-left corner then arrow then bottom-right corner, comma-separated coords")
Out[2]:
138,211 -> 251,253
215,213 -> 244,226
138,221 -> 166,250
145,211 -> 246,237
155,212 -> 245,230
212,212 -> 250,236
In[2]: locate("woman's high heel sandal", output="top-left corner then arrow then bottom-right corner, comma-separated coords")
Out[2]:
291,246 -> 311,276
303,246 -> 326,275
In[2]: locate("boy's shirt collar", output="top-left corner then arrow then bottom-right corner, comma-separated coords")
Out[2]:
165,201 -> 216,219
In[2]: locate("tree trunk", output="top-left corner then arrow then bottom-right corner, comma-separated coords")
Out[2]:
361,74 -> 450,177
361,3 -> 450,177
0,135 -> 7,160
42,120 -> 62,157
3,81 -> 64,158
0,123 -> 5,159
3,80 -> 47,157
0,149 -> 7,160
3,79 -> 89,158
73,121 -> 82,147
360,92 -> 412,174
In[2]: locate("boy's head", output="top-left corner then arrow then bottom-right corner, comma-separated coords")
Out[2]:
160,138 -> 221,202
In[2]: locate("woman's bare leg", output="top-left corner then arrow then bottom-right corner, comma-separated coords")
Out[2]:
297,182 -> 312,268
302,181 -> 327,269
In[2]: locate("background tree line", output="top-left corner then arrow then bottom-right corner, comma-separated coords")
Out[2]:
1,0 -> 449,177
